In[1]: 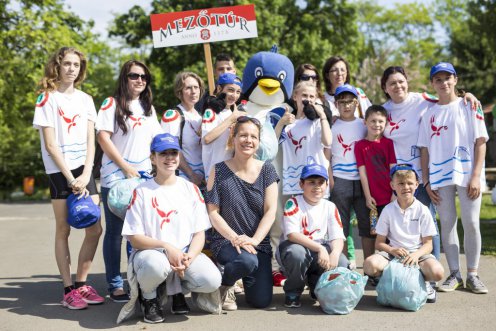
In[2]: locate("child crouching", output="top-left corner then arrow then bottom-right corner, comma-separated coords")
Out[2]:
120,133 -> 221,324
279,163 -> 348,308
363,164 -> 444,303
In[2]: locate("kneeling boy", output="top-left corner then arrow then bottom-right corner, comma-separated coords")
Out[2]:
279,163 -> 348,308
363,164 -> 444,303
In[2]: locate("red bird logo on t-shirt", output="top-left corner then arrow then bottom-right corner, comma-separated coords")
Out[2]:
58,107 -> 80,134
430,115 -> 448,138
301,215 -> 320,240
337,134 -> 355,157
151,197 -> 177,229
387,113 -> 405,135
287,130 -> 307,154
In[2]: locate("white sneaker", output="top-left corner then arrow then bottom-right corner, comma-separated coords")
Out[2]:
426,282 -> 436,303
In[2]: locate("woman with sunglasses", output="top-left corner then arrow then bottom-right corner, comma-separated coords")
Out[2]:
96,60 -> 162,302
294,63 -> 326,105
206,116 -> 279,310
322,56 -> 371,118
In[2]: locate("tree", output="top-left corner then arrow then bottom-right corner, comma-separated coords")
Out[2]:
355,0 -> 444,103
436,0 -> 496,105
0,0 -> 116,191
109,0 -> 366,110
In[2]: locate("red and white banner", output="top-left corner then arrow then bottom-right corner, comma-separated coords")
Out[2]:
150,4 -> 258,48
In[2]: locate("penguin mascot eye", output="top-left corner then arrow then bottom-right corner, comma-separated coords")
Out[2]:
255,67 -> 264,78
277,70 -> 286,82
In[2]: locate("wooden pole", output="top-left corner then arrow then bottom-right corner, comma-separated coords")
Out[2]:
203,43 -> 215,96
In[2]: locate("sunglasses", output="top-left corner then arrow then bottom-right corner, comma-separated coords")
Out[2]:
127,73 -> 148,81
300,74 -> 318,81
237,115 -> 261,126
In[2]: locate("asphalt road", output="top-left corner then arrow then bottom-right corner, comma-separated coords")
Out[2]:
0,202 -> 495,331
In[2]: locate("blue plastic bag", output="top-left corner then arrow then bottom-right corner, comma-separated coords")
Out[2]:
255,112 -> 279,162
376,258 -> 427,311
315,267 -> 368,315
108,172 -> 152,220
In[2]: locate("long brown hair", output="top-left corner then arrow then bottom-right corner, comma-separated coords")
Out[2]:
38,47 -> 87,93
114,60 -> 153,134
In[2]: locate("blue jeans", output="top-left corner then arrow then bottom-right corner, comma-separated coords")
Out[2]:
101,187 -> 132,293
216,244 -> 273,308
416,183 -> 441,260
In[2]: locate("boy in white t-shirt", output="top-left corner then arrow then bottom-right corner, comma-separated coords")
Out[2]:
121,133 -> 221,323
363,164 -> 444,303
278,163 -> 348,308
329,84 -> 368,269
202,73 -> 243,180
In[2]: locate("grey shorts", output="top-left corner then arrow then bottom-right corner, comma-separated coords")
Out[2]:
377,250 -> 436,263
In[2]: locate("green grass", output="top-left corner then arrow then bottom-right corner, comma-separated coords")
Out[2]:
451,194 -> 496,256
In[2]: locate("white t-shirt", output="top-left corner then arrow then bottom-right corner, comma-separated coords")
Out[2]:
383,92 -> 437,183
282,195 -> 345,243
161,105 -> 204,179
201,108 -> 232,180
330,118 -> 367,180
281,118 -> 330,195
324,87 -> 371,118
96,97 -> 162,188
122,177 -> 211,251
375,199 -> 437,251
417,98 -> 489,189
33,90 -> 97,174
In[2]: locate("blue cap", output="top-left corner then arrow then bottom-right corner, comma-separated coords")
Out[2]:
430,62 -> 456,80
300,164 -> 329,180
151,133 -> 181,153
217,73 -> 242,87
67,194 -> 100,229
335,84 -> 358,98
390,163 -> 419,180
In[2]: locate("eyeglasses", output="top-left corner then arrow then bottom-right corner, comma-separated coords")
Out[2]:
336,99 -> 356,107
127,73 -> 148,81
300,74 -> 318,81
329,68 -> 347,74
237,115 -> 261,126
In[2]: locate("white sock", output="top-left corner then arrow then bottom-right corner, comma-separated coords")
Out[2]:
467,271 -> 477,278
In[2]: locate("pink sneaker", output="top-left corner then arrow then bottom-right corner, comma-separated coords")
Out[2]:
77,285 -> 105,304
62,289 -> 88,310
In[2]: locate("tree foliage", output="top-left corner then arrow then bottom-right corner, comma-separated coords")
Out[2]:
436,0 -> 496,104
0,0 -> 115,190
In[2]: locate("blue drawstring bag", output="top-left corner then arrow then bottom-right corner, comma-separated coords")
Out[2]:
108,172 -> 152,220
315,267 -> 368,315
376,258 -> 427,311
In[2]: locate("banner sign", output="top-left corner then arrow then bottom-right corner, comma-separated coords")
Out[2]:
150,4 -> 258,48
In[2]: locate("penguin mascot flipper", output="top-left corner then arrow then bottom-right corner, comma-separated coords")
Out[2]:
242,45 -> 294,162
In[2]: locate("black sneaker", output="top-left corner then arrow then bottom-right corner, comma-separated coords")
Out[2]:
143,298 -> 164,324
368,276 -> 380,287
284,295 -> 301,308
110,291 -> 130,303
171,293 -> 190,315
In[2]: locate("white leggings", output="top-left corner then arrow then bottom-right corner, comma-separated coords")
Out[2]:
133,249 -> 221,300
436,185 -> 482,272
